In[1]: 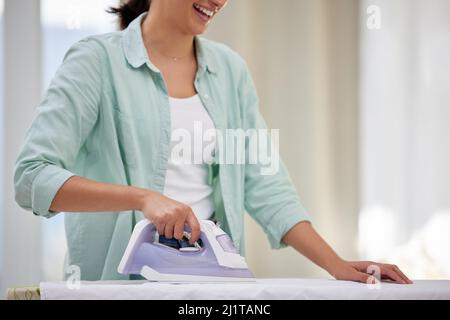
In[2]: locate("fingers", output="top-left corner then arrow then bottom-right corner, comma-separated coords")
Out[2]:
164,222 -> 175,239
347,268 -> 379,285
156,208 -> 200,243
392,265 -> 413,284
384,264 -> 413,284
142,192 -> 200,242
173,219 -> 185,240
346,261 -> 413,285
155,222 -> 165,237
357,271 -> 380,285
186,211 -> 201,244
380,265 -> 407,284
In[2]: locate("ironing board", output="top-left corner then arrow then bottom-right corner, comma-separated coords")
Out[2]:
31,279 -> 450,300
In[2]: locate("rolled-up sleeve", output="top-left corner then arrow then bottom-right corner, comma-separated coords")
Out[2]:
14,38 -> 103,218
239,58 -> 311,249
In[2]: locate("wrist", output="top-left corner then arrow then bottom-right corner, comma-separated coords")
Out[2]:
131,187 -> 153,212
324,257 -> 347,278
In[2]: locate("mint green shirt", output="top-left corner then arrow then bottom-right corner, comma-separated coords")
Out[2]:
14,13 -> 310,280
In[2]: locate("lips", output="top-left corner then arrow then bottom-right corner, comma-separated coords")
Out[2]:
193,3 -> 215,23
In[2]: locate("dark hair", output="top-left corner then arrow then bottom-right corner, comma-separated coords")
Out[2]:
108,0 -> 151,30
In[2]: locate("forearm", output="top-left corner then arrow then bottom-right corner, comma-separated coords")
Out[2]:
49,175 -> 149,213
282,221 -> 344,276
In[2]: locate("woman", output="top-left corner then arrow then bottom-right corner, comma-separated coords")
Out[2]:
14,0 -> 411,284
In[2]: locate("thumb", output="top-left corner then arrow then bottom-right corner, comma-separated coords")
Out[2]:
351,270 -> 376,284
355,271 -> 379,285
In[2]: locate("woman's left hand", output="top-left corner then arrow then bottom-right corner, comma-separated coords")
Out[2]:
330,260 -> 413,284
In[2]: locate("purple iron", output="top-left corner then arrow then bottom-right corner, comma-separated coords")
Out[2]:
118,219 -> 255,282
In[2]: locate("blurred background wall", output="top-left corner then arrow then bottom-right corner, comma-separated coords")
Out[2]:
0,0 -> 449,295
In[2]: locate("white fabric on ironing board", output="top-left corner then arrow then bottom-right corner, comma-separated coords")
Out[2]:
40,279 -> 450,300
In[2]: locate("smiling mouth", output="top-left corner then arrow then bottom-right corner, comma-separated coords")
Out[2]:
193,3 -> 216,22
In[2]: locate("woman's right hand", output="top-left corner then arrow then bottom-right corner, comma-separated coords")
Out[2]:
139,190 -> 201,244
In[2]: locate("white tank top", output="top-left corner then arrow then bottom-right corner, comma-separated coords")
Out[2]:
163,94 -> 216,220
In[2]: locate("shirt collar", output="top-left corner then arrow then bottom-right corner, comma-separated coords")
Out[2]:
122,12 -> 216,74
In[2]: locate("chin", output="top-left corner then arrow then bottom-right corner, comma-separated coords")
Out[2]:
187,21 -> 209,36
191,26 -> 208,36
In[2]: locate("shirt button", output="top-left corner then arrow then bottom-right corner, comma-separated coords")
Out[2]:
204,94 -> 209,99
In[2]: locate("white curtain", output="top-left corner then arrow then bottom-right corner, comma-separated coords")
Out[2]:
359,0 -> 450,278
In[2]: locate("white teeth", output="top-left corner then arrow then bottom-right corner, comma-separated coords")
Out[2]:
194,3 -> 214,18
